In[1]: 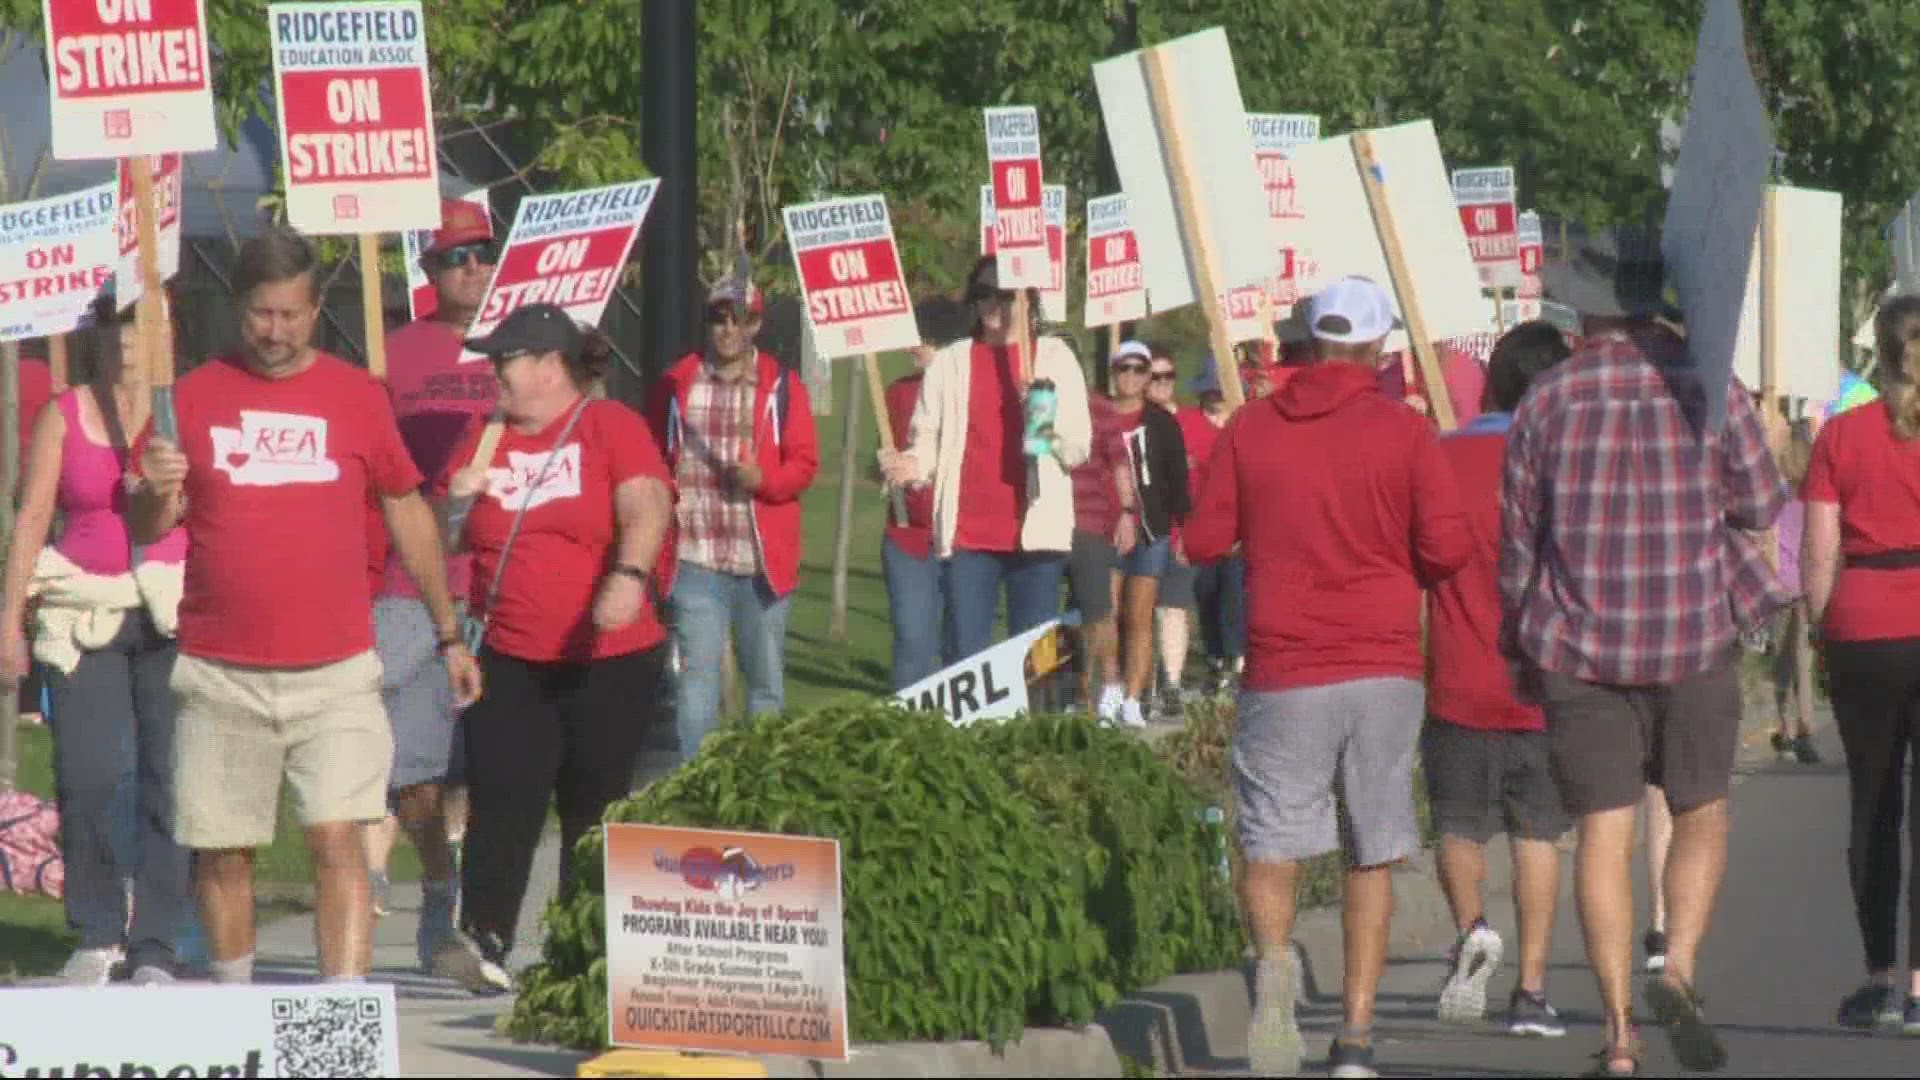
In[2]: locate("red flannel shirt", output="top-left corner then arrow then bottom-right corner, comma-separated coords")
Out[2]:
1499,329 -> 1789,686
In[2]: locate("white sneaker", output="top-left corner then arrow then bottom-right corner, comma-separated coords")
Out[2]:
1247,952 -> 1302,1075
431,930 -> 513,996
1096,684 -> 1124,724
1437,922 -> 1504,1024
1119,698 -> 1148,730
59,946 -> 125,986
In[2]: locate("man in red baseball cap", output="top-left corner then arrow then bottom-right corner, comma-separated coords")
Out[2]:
363,193 -> 504,990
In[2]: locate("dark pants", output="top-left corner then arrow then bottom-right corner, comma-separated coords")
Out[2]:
46,612 -> 189,970
459,646 -> 667,952
1194,556 -> 1246,663
1823,638 -> 1920,971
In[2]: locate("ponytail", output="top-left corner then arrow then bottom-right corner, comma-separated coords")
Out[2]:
562,325 -> 614,390
1877,296 -> 1920,440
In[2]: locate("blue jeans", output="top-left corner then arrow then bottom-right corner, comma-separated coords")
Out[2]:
1195,555 -> 1247,662
882,535 -> 949,689
943,549 -> 1066,662
671,563 -> 792,762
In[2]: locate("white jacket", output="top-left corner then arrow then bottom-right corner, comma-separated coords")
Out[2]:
906,335 -> 1091,557
29,547 -> 182,675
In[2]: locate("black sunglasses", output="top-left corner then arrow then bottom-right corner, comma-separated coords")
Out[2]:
1150,370 -> 1177,383
1113,361 -> 1150,375
429,242 -> 498,270
708,306 -> 758,326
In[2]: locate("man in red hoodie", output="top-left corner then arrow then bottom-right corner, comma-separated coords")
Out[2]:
645,279 -> 819,762
1186,276 -> 1471,1078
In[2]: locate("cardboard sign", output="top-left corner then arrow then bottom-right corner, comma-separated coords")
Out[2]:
1286,119 -> 1489,351
461,179 -> 658,362
1890,195 -> 1920,294
1662,0 -> 1774,433
0,182 -> 118,342
1084,194 -> 1146,328
268,2 -> 442,234
113,152 -> 182,309
783,194 -> 920,359
44,0 -> 217,160
404,187 -> 491,320
979,184 -> 1066,322
1220,284 -> 1269,343
1094,28 -> 1279,313
0,984 -> 401,1076
1541,300 -> 1582,337
604,823 -> 849,1062
896,619 -> 1068,727
1516,210 -> 1544,276
1248,112 -> 1320,310
1732,185 -> 1844,405
982,106 -> 1047,288
1453,167 -> 1521,288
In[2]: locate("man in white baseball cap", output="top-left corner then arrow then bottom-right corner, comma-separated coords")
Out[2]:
1185,273 -> 1471,1076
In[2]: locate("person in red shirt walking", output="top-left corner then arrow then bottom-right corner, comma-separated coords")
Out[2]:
1424,322 -> 1573,1037
882,344 -> 949,689
1186,276 -> 1472,1078
129,230 -> 482,985
1180,357 -> 1243,696
647,279 -> 819,761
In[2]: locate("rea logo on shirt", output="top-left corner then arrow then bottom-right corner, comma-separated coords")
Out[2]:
211,411 -> 342,487
486,444 -> 582,511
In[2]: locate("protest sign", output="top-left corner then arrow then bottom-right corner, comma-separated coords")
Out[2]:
112,153 -> 181,310
1085,194 -> 1146,328
896,619 -> 1069,728
1890,195 -> 1920,294
461,179 -> 659,363
0,983 -> 401,1076
0,182 -> 118,344
268,1 -> 442,235
1732,185 -> 1843,406
982,106 -> 1047,289
1662,0 -> 1774,433
1220,284 -> 1269,343
1517,210 -> 1544,277
784,194 -> 919,360
979,184 -> 1066,322
1248,112 -> 1320,309
1453,166 -> 1521,287
43,0 -> 217,159
604,823 -> 848,1061
405,187 -> 491,320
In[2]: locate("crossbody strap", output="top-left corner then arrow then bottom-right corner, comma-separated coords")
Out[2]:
478,397 -> 591,618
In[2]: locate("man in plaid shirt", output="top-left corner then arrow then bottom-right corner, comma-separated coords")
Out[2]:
1500,309 -> 1788,1075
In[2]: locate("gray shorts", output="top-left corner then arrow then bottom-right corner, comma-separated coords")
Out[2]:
1421,720 -> 1569,843
1158,559 -> 1196,608
1067,530 -> 1118,624
373,597 -> 462,794
1233,678 -> 1425,866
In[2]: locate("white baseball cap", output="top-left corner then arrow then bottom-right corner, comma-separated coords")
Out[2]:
1309,276 -> 1397,344
1113,340 -> 1153,365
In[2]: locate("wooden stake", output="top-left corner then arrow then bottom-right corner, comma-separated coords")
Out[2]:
465,419 -> 505,473
1759,186 -> 1787,572
129,157 -> 172,438
1492,287 -> 1507,334
861,353 -> 908,526
1141,44 -> 1246,413
1352,133 -> 1457,432
360,233 -> 387,381
48,334 -> 68,393
1012,289 -> 1033,390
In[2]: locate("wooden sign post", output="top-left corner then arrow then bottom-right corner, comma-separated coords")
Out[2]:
1140,45 -> 1246,413
48,335 -> 69,393
1758,186 -> 1787,571
360,234 -> 388,381
860,353 -> 908,525
130,156 -> 176,440
1352,133 -> 1457,432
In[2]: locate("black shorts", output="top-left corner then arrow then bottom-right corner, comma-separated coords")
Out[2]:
1534,662 -> 1741,816
1421,719 -> 1570,843
1067,530 -> 1118,623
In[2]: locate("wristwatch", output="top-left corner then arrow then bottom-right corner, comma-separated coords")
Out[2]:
610,563 -> 648,581
434,630 -> 466,655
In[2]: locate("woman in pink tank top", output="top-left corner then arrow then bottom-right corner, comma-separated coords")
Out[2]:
0,297 -> 192,984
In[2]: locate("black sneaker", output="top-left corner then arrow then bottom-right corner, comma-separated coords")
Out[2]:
1903,995 -> 1920,1036
1836,982 -> 1901,1030
1157,683 -> 1185,724
1326,1037 -> 1378,1079
1791,734 -> 1821,765
1507,988 -> 1567,1037
1642,930 -> 1667,975
1771,732 -> 1793,762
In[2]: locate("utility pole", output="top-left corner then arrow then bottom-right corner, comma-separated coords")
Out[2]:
641,0 -> 699,391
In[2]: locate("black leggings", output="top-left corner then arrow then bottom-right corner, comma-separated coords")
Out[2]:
1823,638 -> 1920,971
459,646 -> 668,951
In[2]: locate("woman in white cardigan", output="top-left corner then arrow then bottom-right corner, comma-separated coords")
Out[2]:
881,257 -> 1091,661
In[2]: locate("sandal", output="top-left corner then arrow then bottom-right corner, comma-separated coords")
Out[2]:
1583,1027 -> 1642,1077
1647,976 -> 1730,1072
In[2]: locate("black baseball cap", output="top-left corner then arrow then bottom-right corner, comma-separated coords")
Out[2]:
464,303 -> 583,359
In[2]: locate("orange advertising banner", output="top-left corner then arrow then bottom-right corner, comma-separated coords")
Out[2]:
604,824 -> 849,1061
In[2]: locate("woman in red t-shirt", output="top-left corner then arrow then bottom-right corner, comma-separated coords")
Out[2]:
1802,295 -> 1920,1031
438,305 -> 674,993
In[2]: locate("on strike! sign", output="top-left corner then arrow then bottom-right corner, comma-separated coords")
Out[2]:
1247,112 -> 1320,311
0,182 -> 118,343
979,184 -> 1066,322
784,194 -> 919,358
269,2 -> 441,234
1084,194 -> 1145,328
44,0 -> 217,160
113,153 -> 182,309
983,106 -> 1047,289
1516,209 -> 1544,298
1453,166 -> 1520,286
1219,284 -> 1269,344
461,179 -> 659,363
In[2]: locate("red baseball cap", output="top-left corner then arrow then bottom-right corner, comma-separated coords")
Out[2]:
423,197 -> 493,259
707,276 -> 764,315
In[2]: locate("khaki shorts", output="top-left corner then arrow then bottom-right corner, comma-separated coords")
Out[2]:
172,651 -> 394,850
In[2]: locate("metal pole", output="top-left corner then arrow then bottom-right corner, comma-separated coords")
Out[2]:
641,0 -> 700,393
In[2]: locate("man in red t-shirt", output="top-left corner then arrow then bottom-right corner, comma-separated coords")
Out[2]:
1425,322 -> 1573,1037
130,230 -> 482,985
363,197 -> 501,975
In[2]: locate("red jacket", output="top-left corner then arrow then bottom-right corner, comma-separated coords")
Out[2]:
645,351 -> 820,598
1185,362 -> 1471,691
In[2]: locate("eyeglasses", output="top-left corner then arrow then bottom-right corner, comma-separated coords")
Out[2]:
1150,371 -> 1177,383
430,242 -> 497,270
1113,362 -> 1150,376
708,307 -> 758,327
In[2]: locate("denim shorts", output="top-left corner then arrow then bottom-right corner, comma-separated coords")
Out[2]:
1119,534 -> 1172,579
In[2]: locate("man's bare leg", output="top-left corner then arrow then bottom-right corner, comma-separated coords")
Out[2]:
1643,784 -> 1672,971
1343,863 -> 1396,1035
1512,836 -> 1562,995
196,848 -> 258,982
1576,805 -> 1638,1066
1659,797 -> 1729,990
393,784 -> 454,883
307,822 -> 374,979
1436,834 -> 1488,930
1241,859 -> 1304,1075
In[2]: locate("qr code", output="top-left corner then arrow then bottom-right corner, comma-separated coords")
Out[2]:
271,995 -> 389,1078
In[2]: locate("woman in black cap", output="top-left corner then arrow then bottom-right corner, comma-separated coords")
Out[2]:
435,303 -> 674,992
